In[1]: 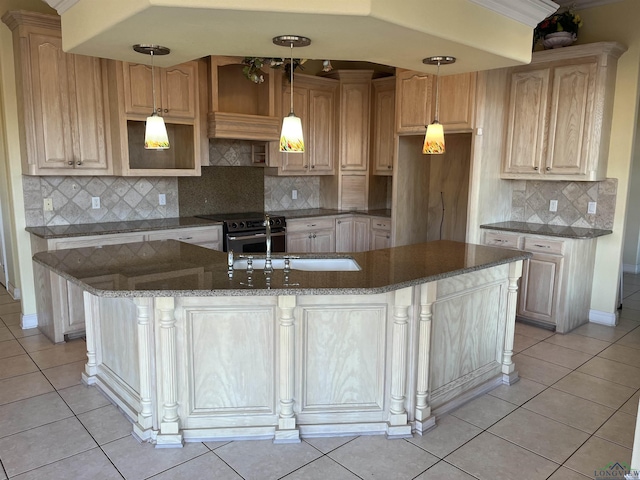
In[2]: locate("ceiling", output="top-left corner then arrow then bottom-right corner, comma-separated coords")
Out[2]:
42,0 -> 559,74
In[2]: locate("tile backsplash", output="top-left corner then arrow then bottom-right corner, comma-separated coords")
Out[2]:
22,176 -> 179,227
510,178 -> 617,229
208,139 -> 255,166
264,176 -> 320,211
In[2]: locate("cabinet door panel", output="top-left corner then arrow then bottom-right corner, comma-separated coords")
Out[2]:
286,231 -> 310,253
397,72 -> 433,133
372,81 -> 395,175
438,72 -> 476,131
162,63 -> 197,119
340,83 -> 370,170
311,229 -> 335,253
67,55 -> 109,170
503,68 -> 550,175
335,218 -> 352,253
546,63 -> 596,176
370,229 -> 391,250
308,89 -> 335,173
123,62 -> 156,115
352,217 -> 371,252
519,253 -> 563,324
30,33 -> 72,168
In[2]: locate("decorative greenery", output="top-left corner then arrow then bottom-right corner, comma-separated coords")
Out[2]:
533,6 -> 583,46
242,57 -> 306,84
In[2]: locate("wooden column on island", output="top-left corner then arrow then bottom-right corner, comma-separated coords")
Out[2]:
415,282 -> 437,434
275,295 -> 300,443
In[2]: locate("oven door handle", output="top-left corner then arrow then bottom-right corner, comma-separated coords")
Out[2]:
227,231 -> 286,241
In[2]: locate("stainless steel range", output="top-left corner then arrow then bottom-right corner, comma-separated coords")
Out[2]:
195,212 -> 286,253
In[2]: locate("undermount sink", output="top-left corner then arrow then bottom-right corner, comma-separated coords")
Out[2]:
232,257 -> 361,272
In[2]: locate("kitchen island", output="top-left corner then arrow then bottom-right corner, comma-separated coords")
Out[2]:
33,240 -> 530,447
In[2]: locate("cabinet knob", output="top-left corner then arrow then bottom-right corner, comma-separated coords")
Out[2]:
163,108 -> 169,113
386,235 -> 390,239
308,234 -> 312,239
337,220 -> 341,224
546,167 -> 551,171
388,166 -> 392,169
304,165 -> 309,169
533,166 -> 539,171
313,233 -> 317,238
311,165 -> 315,169
76,161 -> 82,166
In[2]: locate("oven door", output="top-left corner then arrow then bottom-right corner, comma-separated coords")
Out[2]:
225,229 -> 286,253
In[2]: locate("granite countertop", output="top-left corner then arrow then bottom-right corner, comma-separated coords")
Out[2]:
480,221 -> 613,239
270,208 -> 392,219
26,217 -> 222,240
33,240 -> 531,297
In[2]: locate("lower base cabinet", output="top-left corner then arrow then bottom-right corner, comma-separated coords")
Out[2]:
286,218 -> 336,253
483,230 -> 596,333
369,217 -> 392,250
336,215 -> 370,252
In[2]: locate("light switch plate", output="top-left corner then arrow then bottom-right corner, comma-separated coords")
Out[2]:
549,200 -> 558,212
588,201 -> 597,214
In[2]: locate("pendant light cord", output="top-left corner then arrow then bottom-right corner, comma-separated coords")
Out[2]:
151,50 -> 157,115
434,60 -> 441,123
289,42 -> 294,114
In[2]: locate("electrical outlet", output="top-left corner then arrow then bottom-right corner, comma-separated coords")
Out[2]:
158,193 -> 166,206
91,197 -> 100,209
588,201 -> 597,214
43,198 -> 53,211
292,189 -> 298,200
549,199 -> 558,212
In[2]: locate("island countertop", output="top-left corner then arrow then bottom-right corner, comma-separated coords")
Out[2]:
33,240 -> 531,297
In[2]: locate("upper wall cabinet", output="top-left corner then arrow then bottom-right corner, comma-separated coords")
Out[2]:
267,74 -> 338,176
106,58 -> 206,176
3,11 -> 112,176
395,69 -> 476,135
501,42 -> 627,181
208,56 -> 283,141
371,77 -> 396,175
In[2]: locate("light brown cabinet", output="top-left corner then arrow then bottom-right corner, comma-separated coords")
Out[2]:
269,74 -> 338,175
371,77 -> 395,175
482,230 -> 597,333
369,217 -> 392,250
336,215 -> 370,252
396,70 -> 475,135
286,217 -> 336,253
501,42 -> 626,181
106,58 -> 206,176
335,74 -> 372,171
122,61 -> 197,121
3,11 -> 112,176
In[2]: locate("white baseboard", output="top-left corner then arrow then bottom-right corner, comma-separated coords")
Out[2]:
589,309 -> 618,326
7,282 -> 20,300
623,263 -> 640,274
20,313 -> 37,329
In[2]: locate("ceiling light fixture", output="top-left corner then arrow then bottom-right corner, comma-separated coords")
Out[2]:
422,56 -> 456,155
133,44 -> 171,150
273,35 -> 311,153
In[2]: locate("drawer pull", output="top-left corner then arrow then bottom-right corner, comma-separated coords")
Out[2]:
178,237 -> 193,241
533,244 -> 550,248
309,224 -> 316,227
494,239 -> 506,243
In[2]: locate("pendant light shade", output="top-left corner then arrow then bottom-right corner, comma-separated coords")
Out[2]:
423,122 -> 445,154
145,113 -> 170,149
422,56 -> 455,155
273,35 -> 311,153
280,113 -> 305,152
133,44 -> 171,150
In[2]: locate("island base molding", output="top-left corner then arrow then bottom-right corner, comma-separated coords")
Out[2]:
80,261 -> 522,446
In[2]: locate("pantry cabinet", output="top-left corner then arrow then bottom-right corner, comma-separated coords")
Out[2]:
501,42 -> 627,181
371,77 -> 396,175
482,230 -> 597,333
3,11 -> 112,176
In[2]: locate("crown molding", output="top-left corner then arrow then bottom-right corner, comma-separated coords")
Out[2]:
468,0 -> 558,27
41,0 -> 80,15
554,0 -> 624,9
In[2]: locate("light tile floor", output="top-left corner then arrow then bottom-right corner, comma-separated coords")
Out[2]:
0,276 -> 640,479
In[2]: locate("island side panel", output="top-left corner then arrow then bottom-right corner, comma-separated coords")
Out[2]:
294,293 -> 391,436
175,296 -> 279,441
429,263 -> 511,413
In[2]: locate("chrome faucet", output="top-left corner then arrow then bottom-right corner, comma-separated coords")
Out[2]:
264,214 -> 272,272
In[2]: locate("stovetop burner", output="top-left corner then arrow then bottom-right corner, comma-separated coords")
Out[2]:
195,212 -> 286,233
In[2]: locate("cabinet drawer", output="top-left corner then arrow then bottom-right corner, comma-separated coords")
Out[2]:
370,217 -> 391,231
483,232 -> 522,249
287,217 -> 336,232
146,226 -> 221,244
523,237 -> 565,255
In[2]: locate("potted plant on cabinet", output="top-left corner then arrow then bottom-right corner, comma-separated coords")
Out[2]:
533,6 -> 583,49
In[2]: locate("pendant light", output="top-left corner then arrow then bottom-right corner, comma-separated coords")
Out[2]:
422,56 -> 456,155
133,44 -> 171,150
273,35 -> 311,153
